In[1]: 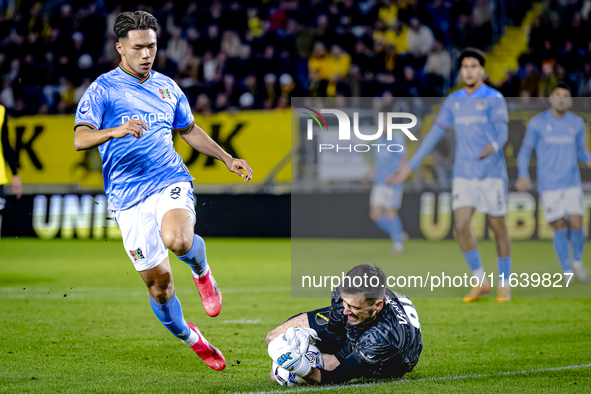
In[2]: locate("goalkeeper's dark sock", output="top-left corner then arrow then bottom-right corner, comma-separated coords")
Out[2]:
149,292 -> 191,340
553,228 -> 572,273
177,234 -> 210,278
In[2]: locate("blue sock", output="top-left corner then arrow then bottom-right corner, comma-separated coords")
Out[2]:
177,234 -> 210,277
571,228 -> 586,262
462,248 -> 484,274
375,215 -> 390,234
389,216 -> 403,244
497,256 -> 511,284
553,228 -> 571,272
149,292 -> 191,340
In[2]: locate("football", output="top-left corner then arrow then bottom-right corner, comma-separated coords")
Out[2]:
272,344 -> 324,387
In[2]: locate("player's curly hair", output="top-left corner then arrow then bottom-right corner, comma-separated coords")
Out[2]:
114,11 -> 158,40
340,263 -> 387,304
459,47 -> 485,67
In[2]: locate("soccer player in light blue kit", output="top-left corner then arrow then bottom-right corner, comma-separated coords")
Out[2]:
364,116 -> 408,253
73,11 -> 253,371
516,84 -> 590,283
390,48 -> 512,302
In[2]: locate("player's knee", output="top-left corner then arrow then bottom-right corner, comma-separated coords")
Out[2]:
152,286 -> 174,304
162,232 -> 193,255
148,278 -> 174,304
490,220 -> 508,237
454,220 -> 470,235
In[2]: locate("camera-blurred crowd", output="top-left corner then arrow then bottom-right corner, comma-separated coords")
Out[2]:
4,0 -> 591,117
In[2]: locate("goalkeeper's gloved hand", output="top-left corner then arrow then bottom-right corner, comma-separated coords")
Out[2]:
268,328 -> 311,378
293,327 -> 321,355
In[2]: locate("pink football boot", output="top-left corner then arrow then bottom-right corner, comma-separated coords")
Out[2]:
187,322 -> 226,371
193,270 -> 222,317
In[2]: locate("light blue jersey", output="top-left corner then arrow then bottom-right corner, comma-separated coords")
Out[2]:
75,64 -> 195,210
517,110 -> 591,192
374,132 -> 407,185
407,84 -> 509,179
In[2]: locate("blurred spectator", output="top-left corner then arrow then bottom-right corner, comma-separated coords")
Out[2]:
309,42 -> 331,82
0,79 -> 15,110
329,45 -> 352,81
239,92 -> 254,110
0,0 -> 572,116
397,66 -> 424,97
263,73 -> 278,108
166,27 -> 188,65
426,0 -> 452,44
519,63 -> 540,97
221,30 -> 242,58
178,47 -> 200,89
406,17 -> 434,67
194,93 -> 212,116
424,40 -> 451,95
472,0 -> 494,50
537,61 -> 560,97
559,41 -> 582,83
378,0 -> 399,27
577,62 -> 591,97
451,13 -> 473,49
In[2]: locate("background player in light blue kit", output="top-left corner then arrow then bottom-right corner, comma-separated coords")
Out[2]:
390,48 -> 512,302
73,11 -> 252,371
516,84 -> 590,284
363,114 -> 408,253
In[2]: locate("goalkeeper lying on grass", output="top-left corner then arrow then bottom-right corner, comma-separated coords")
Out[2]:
265,264 -> 423,385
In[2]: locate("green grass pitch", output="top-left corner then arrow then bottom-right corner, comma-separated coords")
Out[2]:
1,238 -> 590,393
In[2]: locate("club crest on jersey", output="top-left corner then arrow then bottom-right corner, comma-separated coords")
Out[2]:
315,312 -> 329,326
545,124 -> 552,133
126,92 -> 134,102
475,100 -> 486,110
158,88 -> 172,101
568,124 -> 576,134
79,99 -> 91,114
129,248 -> 145,262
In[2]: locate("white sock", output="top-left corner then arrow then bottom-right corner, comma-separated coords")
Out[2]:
182,329 -> 200,346
192,266 -> 210,279
472,267 -> 486,284
573,260 -> 583,268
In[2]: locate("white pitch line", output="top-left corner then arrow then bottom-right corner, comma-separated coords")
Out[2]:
238,363 -> 591,394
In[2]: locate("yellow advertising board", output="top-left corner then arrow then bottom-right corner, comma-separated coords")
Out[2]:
5,110 -> 292,187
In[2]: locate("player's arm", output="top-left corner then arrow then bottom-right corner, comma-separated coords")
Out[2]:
304,352 -> 369,385
305,341 -> 400,385
515,120 -> 538,192
73,120 -> 147,151
575,119 -> 591,167
389,123 -> 446,184
479,97 -> 509,160
390,97 -> 451,184
1,111 -> 21,198
386,147 -> 409,185
178,123 -> 253,182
